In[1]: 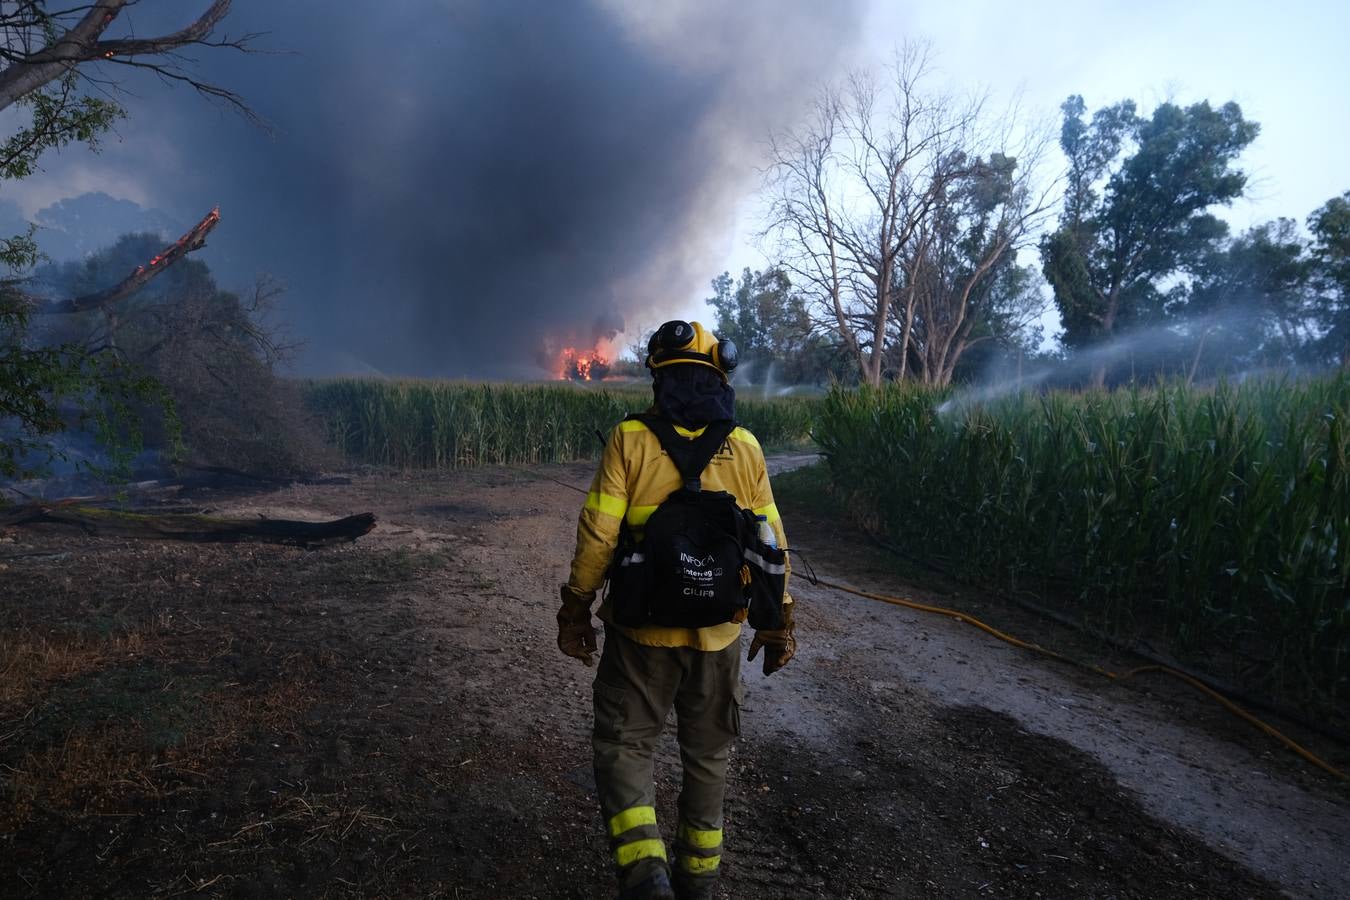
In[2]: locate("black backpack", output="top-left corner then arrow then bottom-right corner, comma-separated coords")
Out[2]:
606,413 -> 788,630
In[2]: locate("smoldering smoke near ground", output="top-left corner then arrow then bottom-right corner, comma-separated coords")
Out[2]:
47,0 -> 861,378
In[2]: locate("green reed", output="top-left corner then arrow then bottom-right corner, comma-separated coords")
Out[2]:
304,379 -> 817,469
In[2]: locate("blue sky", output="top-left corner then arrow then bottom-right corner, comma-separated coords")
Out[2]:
698,0 -> 1350,345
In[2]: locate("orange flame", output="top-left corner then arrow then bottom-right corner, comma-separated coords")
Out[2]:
144,208 -> 221,271
558,346 -> 611,381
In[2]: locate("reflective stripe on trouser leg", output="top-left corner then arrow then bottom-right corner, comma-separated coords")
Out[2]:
594,631 -> 681,888
675,820 -> 723,875
609,805 -> 666,869
672,640 -> 740,887
615,836 -> 667,867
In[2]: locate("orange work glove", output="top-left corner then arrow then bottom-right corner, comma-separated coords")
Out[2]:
557,584 -> 598,666
747,602 -> 795,675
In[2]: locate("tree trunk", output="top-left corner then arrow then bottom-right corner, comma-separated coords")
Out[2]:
868,275 -> 891,387
824,215 -> 866,380
895,238 -> 933,384
898,290 -> 916,382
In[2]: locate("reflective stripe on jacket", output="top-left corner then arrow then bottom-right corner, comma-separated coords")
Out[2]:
567,416 -> 791,651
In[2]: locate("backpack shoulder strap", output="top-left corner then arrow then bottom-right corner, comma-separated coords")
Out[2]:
633,413 -> 736,491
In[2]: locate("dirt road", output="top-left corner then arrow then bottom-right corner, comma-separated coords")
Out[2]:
2,462 -> 1346,898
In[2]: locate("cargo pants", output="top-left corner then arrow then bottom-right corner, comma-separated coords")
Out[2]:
593,628 -> 742,895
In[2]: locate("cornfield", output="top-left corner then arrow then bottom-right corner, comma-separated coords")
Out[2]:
305,379 -> 817,469
816,376 -> 1350,715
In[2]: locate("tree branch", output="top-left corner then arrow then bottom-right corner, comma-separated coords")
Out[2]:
0,1 -> 239,113
94,1 -> 231,57
37,206 -> 220,315
0,1 -> 127,111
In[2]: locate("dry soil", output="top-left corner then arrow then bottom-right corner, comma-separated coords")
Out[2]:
1,462 -> 1346,898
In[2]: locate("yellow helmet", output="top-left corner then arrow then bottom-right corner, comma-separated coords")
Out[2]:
645,320 -> 739,379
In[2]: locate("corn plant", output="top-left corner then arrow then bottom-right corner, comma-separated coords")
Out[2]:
817,375 -> 1350,716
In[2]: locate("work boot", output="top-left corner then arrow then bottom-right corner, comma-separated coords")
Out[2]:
618,866 -> 676,900
672,874 -> 717,900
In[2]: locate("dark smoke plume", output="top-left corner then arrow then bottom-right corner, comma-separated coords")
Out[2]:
30,0 -> 860,377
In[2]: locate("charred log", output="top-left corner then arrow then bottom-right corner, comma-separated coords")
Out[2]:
0,502 -> 376,549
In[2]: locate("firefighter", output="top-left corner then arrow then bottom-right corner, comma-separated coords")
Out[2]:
557,321 -> 796,900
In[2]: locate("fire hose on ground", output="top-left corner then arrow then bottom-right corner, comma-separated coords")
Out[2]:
807,575 -> 1347,783
541,474 -> 1348,783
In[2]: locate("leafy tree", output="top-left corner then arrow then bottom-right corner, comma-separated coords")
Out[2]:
34,234 -> 328,477
706,271 -> 756,357
943,258 -> 1046,384
706,267 -> 806,362
1041,95 -> 1259,384
32,192 -> 179,260
0,2 -> 248,481
1184,218 -> 1314,374
899,152 -> 1050,384
1308,191 -> 1350,367
705,266 -> 848,385
1,275 -> 172,479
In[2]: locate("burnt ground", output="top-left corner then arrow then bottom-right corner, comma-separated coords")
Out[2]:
0,463 -> 1346,899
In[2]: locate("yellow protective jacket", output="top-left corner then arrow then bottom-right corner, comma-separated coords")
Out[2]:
567,415 -> 791,651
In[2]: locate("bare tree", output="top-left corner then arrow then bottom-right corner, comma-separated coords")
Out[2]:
763,90 -> 861,374
764,45 -> 1053,385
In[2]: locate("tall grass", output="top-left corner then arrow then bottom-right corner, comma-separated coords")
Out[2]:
305,379 -> 817,469
817,376 -> 1350,714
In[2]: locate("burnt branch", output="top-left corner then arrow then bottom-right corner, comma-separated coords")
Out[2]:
38,206 -> 221,315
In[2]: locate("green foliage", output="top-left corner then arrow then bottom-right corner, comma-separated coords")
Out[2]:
1058,95 -> 1136,230
0,286 -> 178,480
0,27 -> 161,485
707,267 -> 803,358
735,394 -> 818,449
1042,96 -> 1259,354
705,267 -> 843,383
816,377 -> 1350,715
0,228 -> 40,272
903,151 -> 1045,383
1186,218 -> 1314,369
0,72 -> 124,182
1309,191 -> 1350,365
36,235 -> 328,478
305,379 -> 818,469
